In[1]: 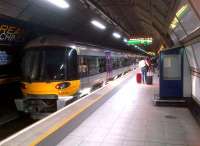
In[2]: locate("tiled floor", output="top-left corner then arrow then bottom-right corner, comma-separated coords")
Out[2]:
57,74 -> 200,146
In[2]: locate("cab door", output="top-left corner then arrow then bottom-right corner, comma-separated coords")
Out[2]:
160,47 -> 183,98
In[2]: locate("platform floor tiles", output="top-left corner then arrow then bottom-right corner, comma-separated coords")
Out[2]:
57,75 -> 200,146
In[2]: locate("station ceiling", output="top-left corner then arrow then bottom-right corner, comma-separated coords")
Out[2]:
0,0 -> 181,54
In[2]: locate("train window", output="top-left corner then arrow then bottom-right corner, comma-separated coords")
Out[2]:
79,56 -> 88,77
98,57 -> 106,73
44,49 -> 65,81
112,58 -> 118,69
22,48 -> 65,81
88,56 -> 100,76
22,50 -> 40,81
67,48 -> 79,80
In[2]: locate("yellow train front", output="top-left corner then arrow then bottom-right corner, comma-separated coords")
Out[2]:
15,37 -> 80,119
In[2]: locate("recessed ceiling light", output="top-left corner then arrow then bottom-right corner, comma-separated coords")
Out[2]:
45,0 -> 70,9
113,32 -> 121,39
91,20 -> 106,30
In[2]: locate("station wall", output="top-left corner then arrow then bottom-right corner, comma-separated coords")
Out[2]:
185,44 -> 200,104
168,0 -> 200,122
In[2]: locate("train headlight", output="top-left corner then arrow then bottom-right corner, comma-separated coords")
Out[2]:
55,82 -> 71,90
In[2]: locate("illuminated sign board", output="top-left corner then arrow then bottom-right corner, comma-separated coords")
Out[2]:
128,38 -> 153,46
0,24 -> 26,44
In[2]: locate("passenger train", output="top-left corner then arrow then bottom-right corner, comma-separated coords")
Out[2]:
15,36 -> 140,119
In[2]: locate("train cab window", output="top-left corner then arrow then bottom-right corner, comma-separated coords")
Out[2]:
44,49 -> 65,81
67,48 -> 79,80
22,48 -> 65,81
22,47 -> 79,82
22,50 -> 42,81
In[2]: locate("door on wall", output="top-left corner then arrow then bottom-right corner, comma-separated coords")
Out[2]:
160,47 -> 183,98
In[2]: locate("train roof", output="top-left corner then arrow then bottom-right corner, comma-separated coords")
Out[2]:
25,35 -> 138,57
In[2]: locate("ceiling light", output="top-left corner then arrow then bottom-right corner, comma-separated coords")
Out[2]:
45,0 -> 70,9
70,45 -> 76,49
91,20 -> 106,30
113,32 -> 121,39
123,38 -> 128,43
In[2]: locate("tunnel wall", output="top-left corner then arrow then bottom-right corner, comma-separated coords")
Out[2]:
0,15 -> 66,109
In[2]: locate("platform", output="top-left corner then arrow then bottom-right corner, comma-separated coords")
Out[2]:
1,71 -> 200,146
58,74 -> 200,146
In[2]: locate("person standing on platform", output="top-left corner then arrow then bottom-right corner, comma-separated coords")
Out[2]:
139,58 -> 148,83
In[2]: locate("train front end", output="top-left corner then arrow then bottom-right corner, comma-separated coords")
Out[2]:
15,42 -> 80,119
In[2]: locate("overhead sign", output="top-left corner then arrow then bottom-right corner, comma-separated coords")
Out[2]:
0,24 -> 26,44
128,38 -> 153,46
0,17 -> 29,46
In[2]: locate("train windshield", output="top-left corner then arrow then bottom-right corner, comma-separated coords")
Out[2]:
22,47 -> 78,82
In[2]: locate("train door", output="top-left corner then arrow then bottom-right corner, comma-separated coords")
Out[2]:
160,47 -> 184,98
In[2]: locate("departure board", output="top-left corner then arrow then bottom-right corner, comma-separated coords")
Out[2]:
0,50 -> 11,65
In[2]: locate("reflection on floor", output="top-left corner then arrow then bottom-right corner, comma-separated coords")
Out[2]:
57,74 -> 200,146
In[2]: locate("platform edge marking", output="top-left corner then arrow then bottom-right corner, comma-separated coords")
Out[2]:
29,96 -> 102,146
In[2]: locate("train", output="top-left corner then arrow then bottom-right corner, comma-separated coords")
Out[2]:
15,36 -> 141,119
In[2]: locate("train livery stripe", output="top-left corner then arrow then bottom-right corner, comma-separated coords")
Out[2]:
29,95 -> 102,146
22,80 -> 80,96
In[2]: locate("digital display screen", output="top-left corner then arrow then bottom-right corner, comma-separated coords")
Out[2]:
0,50 -> 11,65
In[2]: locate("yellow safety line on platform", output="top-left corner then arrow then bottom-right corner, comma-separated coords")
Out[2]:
29,96 -> 102,146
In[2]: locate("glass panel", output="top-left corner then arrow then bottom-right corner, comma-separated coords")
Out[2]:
169,30 -> 180,45
169,0 -> 187,30
22,47 -> 67,81
0,46 -> 18,77
67,48 -> 78,80
88,56 -> 99,76
163,55 -> 181,80
185,46 -> 198,69
173,24 -> 187,40
179,5 -> 200,34
192,42 -> 200,69
79,56 -> 88,77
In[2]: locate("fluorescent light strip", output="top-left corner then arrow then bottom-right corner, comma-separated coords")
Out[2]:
45,0 -> 70,9
113,32 -> 121,39
91,20 -> 106,30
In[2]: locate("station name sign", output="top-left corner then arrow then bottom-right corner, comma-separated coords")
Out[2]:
0,23 -> 26,45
